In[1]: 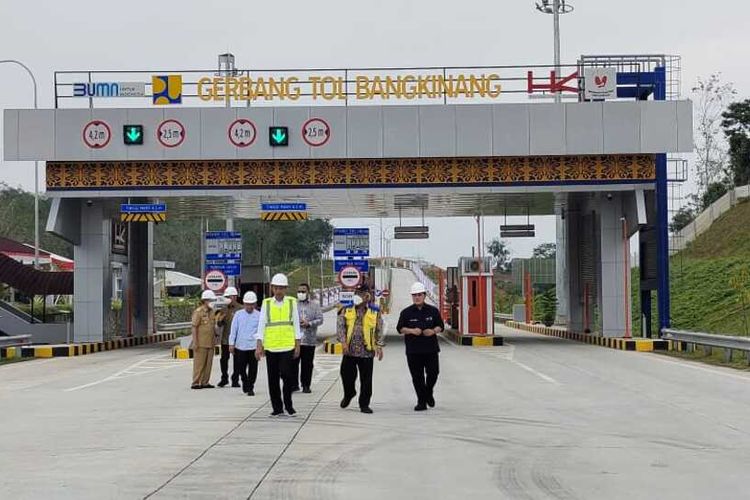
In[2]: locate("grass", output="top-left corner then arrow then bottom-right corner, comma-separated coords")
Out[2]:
0,357 -> 32,366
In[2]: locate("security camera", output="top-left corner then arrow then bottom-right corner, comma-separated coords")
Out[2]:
86,200 -> 93,207
606,193 -> 613,201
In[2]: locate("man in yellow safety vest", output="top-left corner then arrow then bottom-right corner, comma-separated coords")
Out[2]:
256,273 -> 302,417
337,289 -> 384,414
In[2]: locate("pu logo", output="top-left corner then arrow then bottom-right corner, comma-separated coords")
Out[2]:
152,75 -> 182,105
595,75 -> 608,88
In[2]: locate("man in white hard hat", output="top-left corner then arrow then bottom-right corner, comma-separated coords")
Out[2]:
396,282 -> 445,411
216,286 -> 241,388
191,290 -> 219,389
229,291 -> 261,396
256,273 -> 302,416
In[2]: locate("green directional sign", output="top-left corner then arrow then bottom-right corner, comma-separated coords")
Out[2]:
123,125 -> 143,145
269,126 -> 288,147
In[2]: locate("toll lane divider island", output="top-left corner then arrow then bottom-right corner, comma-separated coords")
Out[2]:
0,332 -> 179,360
505,321 -> 668,352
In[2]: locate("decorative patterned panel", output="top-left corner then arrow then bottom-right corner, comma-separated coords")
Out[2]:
46,155 -> 655,190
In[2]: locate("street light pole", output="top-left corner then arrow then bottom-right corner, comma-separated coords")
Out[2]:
535,0 -> 574,104
0,60 -> 40,268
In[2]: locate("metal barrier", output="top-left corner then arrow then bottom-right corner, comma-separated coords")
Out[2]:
494,313 -> 513,323
0,334 -> 32,347
157,322 -> 191,333
662,328 -> 750,364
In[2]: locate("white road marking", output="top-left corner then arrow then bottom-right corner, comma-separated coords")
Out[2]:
476,342 -> 558,384
511,360 -> 560,384
643,353 -> 750,383
64,355 -> 183,392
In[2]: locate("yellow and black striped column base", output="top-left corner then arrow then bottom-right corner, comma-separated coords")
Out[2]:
0,332 -> 178,360
443,329 -> 504,346
506,321 -> 668,352
261,212 -> 307,221
172,345 -> 222,359
323,339 -> 343,355
120,212 -> 166,222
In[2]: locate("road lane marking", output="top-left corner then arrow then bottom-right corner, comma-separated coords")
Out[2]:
64,355 -> 182,392
512,360 -> 559,385
644,353 -> 750,383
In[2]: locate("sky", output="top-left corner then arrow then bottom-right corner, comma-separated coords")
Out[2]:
1,0 -> 748,267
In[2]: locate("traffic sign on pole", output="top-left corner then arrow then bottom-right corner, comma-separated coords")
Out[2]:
204,270 -> 227,292
338,266 -> 362,288
205,231 -> 242,276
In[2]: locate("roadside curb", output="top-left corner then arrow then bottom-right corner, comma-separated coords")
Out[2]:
506,321 -> 668,352
443,329 -> 504,346
171,345 -> 221,359
0,332 -> 179,360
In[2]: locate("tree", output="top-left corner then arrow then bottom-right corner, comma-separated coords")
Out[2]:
692,75 -> 736,194
722,99 -> 750,187
700,181 -> 729,210
487,238 -> 510,272
669,205 -> 696,233
532,243 -> 556,259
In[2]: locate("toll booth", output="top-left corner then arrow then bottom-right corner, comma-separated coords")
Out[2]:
458,257 -> 494,336
240,265 -> 270,303
446,266 -> 460,328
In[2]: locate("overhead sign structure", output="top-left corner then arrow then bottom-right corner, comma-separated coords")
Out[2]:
584,67 -> 618,100
228,119 -> 257,147
205,231 -> 242,276
73,82 -> 145,98
338,266 -> 362,288
333,228 -> 369,257
157,119 -> 185,148
82,120 -> 111,149
120,203 -> 166,222
302,118 -> 331,147
123,125 -> 143,145
261,202 -> 307,221
204,270 -> 227,292
269,126 -> 289,147
394,226 -> 429,240
334,258 -> 370,273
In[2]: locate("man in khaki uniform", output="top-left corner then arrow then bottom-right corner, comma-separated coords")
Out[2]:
216,287 -> 241,388
191,290 -> 219,389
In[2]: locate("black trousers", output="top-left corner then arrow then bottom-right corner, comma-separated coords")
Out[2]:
340,355 -> 374,408
220,344 -> 231,381
406,352 -> 440,404
265,350 -> 295,413
292,345 -> 317,389
231,348 -> 258,392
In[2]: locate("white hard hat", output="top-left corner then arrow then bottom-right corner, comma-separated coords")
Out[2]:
410,282 -> 427,295
270,273 -> 289,287
243,291 -> 258,304
201,290 -> 217,301
224,286 -> 238,297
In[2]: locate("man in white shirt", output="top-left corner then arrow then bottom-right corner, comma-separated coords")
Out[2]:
256,274 -> 303,417
229,291 -> 261,396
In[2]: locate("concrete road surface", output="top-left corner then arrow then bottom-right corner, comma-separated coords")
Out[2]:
2,269 -> 750,499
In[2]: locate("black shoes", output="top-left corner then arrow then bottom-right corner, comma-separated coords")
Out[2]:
291,386 -> 301,392
191,384 -> 202,390
360,407 -> 373,414
217,380 -> 229,388
340,395 -> 354,408
270,410 -> 284,417
202,384 -> 215,389
414,403 -> 428,412
302,387 -> 312,394
246,389 -> 255,396
231,382 -> 241,388
287,407 -> 297,416
427,395 -> 436,408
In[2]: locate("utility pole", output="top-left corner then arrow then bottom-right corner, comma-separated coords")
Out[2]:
534,0 -> 574,104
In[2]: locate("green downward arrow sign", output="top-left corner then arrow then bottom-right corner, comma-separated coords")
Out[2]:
271,128 -> 286,144
126,127 -> 141,142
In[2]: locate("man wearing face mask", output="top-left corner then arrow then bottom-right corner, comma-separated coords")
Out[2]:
292,283 -> 324,393
337,289 -> 384,414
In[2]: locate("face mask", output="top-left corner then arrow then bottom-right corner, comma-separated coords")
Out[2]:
353,295 -> 364,307
297,292 -> 307,301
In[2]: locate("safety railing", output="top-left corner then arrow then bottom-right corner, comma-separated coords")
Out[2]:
494,313 -> 514,323
661,328 -> 750,365
157,321 -> 191,333
0,334 -> 32,347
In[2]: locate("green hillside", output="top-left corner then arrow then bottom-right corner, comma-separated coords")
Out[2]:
632,199 -> 750,336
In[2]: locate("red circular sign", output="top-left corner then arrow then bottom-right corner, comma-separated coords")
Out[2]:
338,266 -> 361,288
228,119 -> 257,148
382,289 -> 391,297
157,119 -> 186,148
302,117 -> 331,147
82,120 -> 112,149
204,270 -> 227,292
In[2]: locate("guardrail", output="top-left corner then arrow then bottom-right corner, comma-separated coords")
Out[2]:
494,313 -> 513,323
158,322 -> 191,333
662,328 -> 750,364
0,334 -> 32,347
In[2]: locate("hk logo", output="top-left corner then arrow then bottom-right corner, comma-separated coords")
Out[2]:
595,75 -> 608,88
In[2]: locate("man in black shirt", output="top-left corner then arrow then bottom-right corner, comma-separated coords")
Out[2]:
396,282 -> 445,411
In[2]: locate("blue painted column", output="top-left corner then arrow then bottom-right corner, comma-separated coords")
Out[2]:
653,67 -> 671,332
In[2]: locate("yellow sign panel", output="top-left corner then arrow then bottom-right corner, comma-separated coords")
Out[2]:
121,212 -> 167,222
197,73 -> 502,103
261,212 -> 308,221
